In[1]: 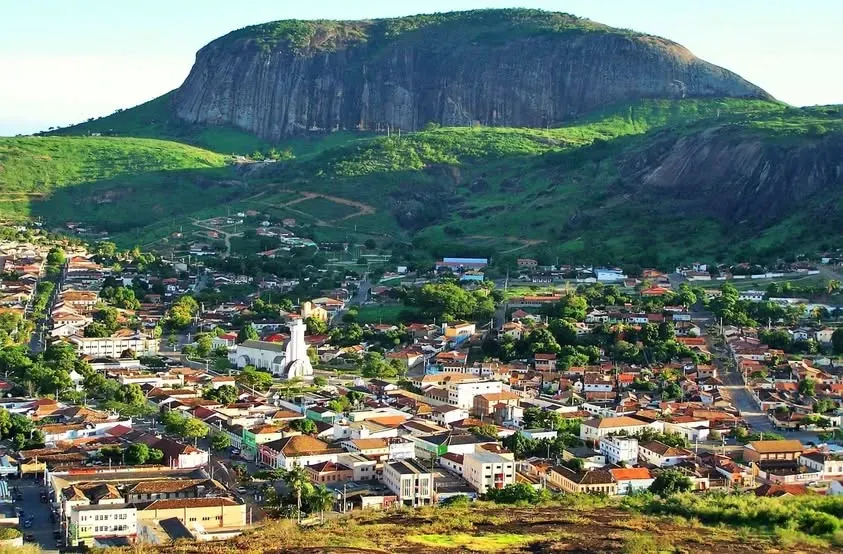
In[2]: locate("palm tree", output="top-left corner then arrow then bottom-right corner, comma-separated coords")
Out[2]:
283,465 -> 310,523
311,484 -> 335,524
827,280 -> 840,295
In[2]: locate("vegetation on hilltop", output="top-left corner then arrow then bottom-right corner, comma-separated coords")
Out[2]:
218,8 -> 635,53
101,493 -> 841,553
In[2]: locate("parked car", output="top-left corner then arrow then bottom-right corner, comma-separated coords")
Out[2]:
24,534 -> 35,542
24,519 -> 33,528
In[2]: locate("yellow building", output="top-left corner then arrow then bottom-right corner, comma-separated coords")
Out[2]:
301,301 -> 329,323
135,497 -> 246,529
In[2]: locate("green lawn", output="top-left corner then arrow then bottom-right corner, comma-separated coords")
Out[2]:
355,304 -> 419,324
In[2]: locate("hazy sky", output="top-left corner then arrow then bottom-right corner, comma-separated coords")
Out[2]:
2,0 -> 841,136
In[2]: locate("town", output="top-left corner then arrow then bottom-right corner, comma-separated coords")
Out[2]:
0,225 -> 843,551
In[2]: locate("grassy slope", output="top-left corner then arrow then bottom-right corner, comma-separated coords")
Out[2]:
18,98 -> 843,259
0,136 -> 228,222
103,497 -> 835,554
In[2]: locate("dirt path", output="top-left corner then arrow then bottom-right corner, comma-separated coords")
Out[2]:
467,234 -> 545,254
190,218 -> 243,257
268,187 -> 377,224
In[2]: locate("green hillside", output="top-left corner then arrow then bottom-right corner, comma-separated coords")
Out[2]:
12,97 -> 843,264
0,136 -> 228,221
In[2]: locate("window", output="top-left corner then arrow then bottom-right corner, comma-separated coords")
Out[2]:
202,516 -> 211,521
189,517 -> 197,522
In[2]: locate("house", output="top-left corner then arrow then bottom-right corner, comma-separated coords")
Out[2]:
599,436 -> 639,465
472,391 -> 520,418
305,461 -> 354,484
816,328 -> 835,345
443,322 -> 476,343
212,332 -> 238,351
579,416 -> 652,442
258,435 -> 343,469
463,451 -> 516,494
609,467 -> 654,495
547,466 -> 617,495
301,301 -> 330,322
383,458 -> 434,507
743,440 -> 804,464
155,438 -> 209,469
799,452 -> 843,478
637,441 -> 694,467
430,405 -> 470,426
561,446 -> 606,469
534,353 -> 557,372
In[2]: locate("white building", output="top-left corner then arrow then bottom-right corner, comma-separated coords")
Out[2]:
599,436 -> 639,466
68,332 -> 159,358
463,451 -> 515,494
579,416 -> 653,442
431,405 -> 470,426
383,458 -> 434,507
447,380 -> 503,410
799,452 -> 843,478
229,319 -> 313,379
69,503 -> 137,547
637,441 -> 694,467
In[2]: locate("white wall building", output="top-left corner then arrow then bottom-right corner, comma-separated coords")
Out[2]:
68,333 -> 158,358
383,458 -> 434,507
599,436 -> 639,465
447,380 -> 504,410
69,504 -> 137,547
229,319 -> 313,379
463,451 -> 515,494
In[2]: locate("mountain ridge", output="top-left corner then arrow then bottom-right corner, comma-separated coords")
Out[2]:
172,8 -> 771,140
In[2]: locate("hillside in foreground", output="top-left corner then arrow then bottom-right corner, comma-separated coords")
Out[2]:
103,496 -> 840,554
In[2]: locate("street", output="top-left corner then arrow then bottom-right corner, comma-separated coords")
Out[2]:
15,476 -> 59,553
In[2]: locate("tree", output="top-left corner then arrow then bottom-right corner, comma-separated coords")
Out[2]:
305,317 -> 328,335
363,239 -> 377,250
211,432 -> 231,451
196,334 -> 214,358
310,485 -> 335,523
484,483 -> 547,504
832,328 -> 843,355
125,443 -> 150,465
291,418 -> 318,435
799,378 -> 816,397
181,418 -> 209,444
204,384 -> 238,405
46,247 -> 66,267
238,366 -> 273,391
468,424 -> 499,439
147,448 -> 164,464
283,465 -> 311,522
649,469 -> 692,496
117,383 -> 145,406
237,324 -> 259,344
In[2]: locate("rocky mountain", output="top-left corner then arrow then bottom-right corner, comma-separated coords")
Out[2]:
173,9 -> 771,140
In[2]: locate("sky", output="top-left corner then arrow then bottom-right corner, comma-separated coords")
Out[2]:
1,0 -> 841,136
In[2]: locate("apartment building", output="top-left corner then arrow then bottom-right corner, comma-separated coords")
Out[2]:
462,451 -> 516,494
599,436 -> 639,465
383,458 -> 434,507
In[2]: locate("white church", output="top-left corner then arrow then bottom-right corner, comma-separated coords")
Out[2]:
229,319 -> 313,379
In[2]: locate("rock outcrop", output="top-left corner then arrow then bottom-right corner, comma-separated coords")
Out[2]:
173,9 -> 771,140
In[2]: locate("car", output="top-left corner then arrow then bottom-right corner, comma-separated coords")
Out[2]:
24,534 -> 35,542
23,519 -> 32,528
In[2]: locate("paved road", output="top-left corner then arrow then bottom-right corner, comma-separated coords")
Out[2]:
15,477 -> 59,553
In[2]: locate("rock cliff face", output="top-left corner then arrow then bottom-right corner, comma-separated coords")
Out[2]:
620,127 -> 843,225
173,10 -> 771,140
